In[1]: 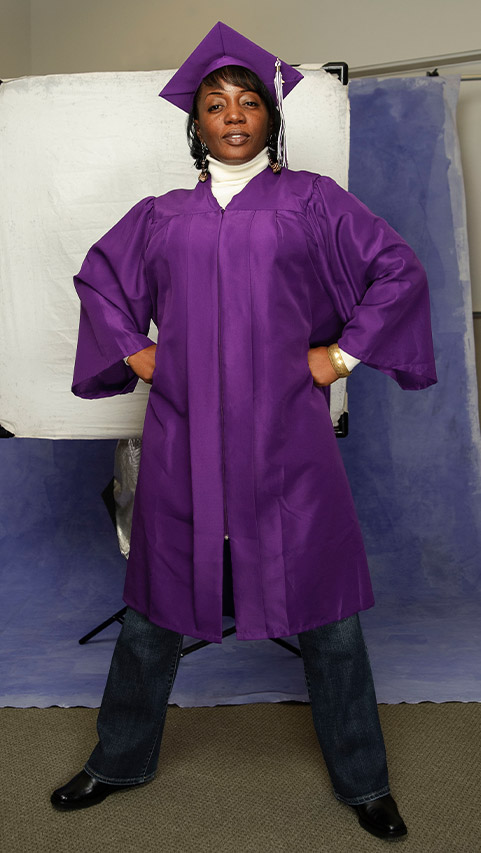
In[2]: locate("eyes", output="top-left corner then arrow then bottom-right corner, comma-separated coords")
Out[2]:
206,99 -> 260,113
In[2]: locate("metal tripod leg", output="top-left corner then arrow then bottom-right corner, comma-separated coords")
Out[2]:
78,607 -> 127,644
79,613 -> 301,656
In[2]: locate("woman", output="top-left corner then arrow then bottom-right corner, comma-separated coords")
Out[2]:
51,23 -> 436,841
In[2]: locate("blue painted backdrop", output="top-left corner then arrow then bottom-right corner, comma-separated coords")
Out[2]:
344,76 -> 481,601
2,76 -> 481,706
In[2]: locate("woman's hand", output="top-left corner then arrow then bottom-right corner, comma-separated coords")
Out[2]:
126,344 -> 157,384
307,346 -> 339,387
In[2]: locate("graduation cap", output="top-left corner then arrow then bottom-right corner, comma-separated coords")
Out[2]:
159,21 -> 303,167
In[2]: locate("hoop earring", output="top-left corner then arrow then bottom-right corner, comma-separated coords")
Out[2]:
198,142 -> 209,182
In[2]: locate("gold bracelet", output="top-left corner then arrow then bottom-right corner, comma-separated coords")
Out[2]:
327,343 -> 351,378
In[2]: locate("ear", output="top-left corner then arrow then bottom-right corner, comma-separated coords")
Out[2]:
194,119 -> 203,143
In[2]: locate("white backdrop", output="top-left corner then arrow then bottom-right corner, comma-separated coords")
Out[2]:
0,67 -> 349,438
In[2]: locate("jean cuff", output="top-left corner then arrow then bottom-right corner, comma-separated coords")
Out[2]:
334,785 -> 390,806
84,762 -> 155,787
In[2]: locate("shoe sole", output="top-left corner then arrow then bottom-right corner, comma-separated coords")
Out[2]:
358,817 -> 408,840
51,792 -> 114,811
51,781 -> 141,812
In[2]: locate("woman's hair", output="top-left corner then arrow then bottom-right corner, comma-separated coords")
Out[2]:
186,65 -> 280,169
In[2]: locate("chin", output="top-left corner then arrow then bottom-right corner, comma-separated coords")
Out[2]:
219,150 -> 256,164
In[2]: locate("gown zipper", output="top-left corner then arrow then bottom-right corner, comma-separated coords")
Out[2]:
217,209 -> 230,540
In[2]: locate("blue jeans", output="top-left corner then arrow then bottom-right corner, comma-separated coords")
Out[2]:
297,615 -> 389,804
85,608 -> 389,805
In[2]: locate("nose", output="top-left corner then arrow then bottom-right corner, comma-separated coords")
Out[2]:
224,102 -> 245,123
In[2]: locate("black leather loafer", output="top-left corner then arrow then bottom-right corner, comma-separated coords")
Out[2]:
51,770 -> 134,811
355,794 -> 408,840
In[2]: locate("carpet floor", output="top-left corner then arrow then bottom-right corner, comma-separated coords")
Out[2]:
1,703 -> 479,853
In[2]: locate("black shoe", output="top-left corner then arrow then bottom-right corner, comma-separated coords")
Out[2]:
355,794 -> 408,840
51,770 -> 134,811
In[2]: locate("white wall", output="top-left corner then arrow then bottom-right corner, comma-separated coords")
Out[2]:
1,0 -> 30,78
23,0 -> 481,75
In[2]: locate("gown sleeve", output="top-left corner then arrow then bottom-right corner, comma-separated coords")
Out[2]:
72,197 -> 156,399
308,176 -> 437,390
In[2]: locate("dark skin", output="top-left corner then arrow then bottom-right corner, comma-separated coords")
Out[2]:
194,79 -> 273,165
127,78 -> 338,386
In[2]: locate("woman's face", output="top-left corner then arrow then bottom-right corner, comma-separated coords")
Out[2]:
194,79 -> 272,165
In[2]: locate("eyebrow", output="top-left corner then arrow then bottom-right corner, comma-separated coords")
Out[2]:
204,89 -> 256,99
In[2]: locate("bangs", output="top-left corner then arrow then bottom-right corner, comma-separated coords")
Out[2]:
201,65 -> 262,94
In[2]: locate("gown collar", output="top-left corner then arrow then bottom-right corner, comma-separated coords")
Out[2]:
196,150 -> 275,211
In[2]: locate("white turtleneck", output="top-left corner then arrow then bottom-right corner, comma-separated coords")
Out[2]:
206,147 -> 359,372
207,146 -> 269,210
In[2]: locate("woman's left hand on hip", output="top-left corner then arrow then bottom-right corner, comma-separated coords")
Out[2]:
307,346 -> 339,387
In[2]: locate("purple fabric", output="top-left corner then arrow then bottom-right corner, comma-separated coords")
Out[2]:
158,21 -> 303,112
72,168 -> 436,643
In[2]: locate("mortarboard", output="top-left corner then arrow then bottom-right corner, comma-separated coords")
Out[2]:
159,21 -> 303,112
159,21 -> 303,167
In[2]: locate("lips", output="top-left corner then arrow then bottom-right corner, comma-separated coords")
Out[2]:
223,131 -> 250,144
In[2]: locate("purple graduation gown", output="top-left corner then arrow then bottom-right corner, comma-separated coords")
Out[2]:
72,168 -> 437,642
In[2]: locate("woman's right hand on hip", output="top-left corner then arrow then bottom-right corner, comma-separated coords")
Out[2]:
126,344 -> 157,384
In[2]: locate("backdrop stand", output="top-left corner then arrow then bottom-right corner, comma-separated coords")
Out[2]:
79,612 -> 301,657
